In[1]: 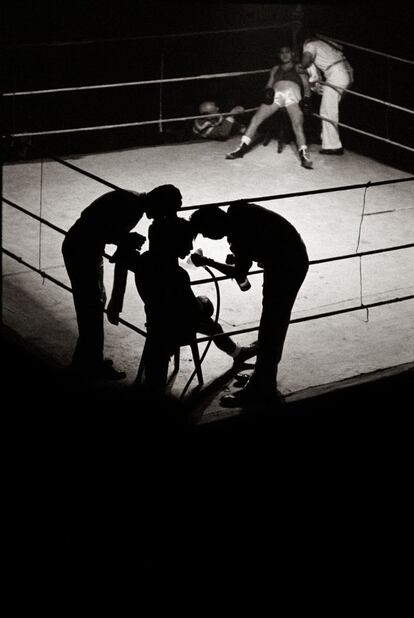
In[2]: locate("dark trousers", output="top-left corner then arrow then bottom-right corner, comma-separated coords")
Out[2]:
142,300 -> 236,392
253,248 -> 309,388
63,242 -> 106,370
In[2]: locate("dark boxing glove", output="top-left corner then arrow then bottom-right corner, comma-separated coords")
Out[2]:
190,252 -> 208,267
263,87 -> 275,105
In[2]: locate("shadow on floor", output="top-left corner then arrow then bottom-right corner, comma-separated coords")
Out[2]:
2,324 -> 412,589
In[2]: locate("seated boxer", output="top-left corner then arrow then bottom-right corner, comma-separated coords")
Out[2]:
225,45 -> 313,169
108,216 -> 258,392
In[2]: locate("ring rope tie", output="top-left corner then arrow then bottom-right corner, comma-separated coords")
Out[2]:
355,182 -> 372,319
38,158 -> 44,276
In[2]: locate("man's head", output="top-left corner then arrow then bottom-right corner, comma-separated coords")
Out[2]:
145,184 -> 182,219
279,46 -> 295,64
199,101 -> 220,117
189,206 -> 228,240
150,217 -> 194,259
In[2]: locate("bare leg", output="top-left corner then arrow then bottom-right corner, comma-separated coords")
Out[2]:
286,103 -> 313,168
285,103 -> 306,149
226,102 -> 281,159
244,102 -> 281,141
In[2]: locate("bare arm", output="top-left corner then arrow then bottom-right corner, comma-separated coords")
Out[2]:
296,64 -> 311,97
265,65 -> 278,89
192,252 -> 252,282
107,261 -> 129,325
191,253 -> 236,278
106,233 -> 145,324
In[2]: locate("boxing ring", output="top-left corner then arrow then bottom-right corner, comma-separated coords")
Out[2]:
2,17 -> 414,421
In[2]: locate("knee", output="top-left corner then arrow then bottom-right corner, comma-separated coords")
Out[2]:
290,118 -> 303,132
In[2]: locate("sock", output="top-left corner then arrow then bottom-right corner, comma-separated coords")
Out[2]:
241,136 -> 251,146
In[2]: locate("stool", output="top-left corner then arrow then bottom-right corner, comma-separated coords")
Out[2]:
262,107 -> 294,153
135,337 -> 204,386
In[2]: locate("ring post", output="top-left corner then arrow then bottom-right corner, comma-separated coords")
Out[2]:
291,4 -> 304,52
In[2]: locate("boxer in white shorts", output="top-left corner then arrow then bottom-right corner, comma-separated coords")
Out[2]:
225,46 -> 313,169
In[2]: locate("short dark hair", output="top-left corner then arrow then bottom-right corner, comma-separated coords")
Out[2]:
149,216 -> 193,254
146,184 -> 182,219
189,206 -> 226,233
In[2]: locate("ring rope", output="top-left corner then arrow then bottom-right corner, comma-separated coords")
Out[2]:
4,244 -> 412,347
4,173 -> 414,227
7,108 -> 258,138
7,129 -> 414,198
6,143 -> 125,191
4,195 -> 414,275
1,246 -> 147,337
312,112 -> 414,153
190,242 -> 414,285
321,81 -> 414,115
3,70 -> 270,97
4,175 -> 414,224
315,33 -> 414,65
8,96 -> 413,146
4,25 -> 413,384
181,176 -> 414,210
5,21 -> 295,50
194,292 -> 414,343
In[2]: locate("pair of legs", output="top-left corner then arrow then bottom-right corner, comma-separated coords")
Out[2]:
63,239 -> 126,380
319,64 -> 351,151
222,248 -> 309,406
62,245 -> 106,372
226,83 -> 312,168
140,296 -> 257,392
251,257 -> 308,390
244,101 -> 306,150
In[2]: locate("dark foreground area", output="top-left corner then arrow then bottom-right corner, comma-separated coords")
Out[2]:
2,325 -> 412,602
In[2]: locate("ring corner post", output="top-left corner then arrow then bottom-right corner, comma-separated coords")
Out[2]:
291,4 -> 304,52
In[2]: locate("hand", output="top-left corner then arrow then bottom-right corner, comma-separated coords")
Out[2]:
229,105 -> 244,116
263,87 -> 275,105
124,232 -> 146,250
190,252 -> 208,267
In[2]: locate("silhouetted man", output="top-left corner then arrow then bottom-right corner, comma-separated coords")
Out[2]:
62,184 -> 182,379
301,37 -> 353,154
116,217 -> 257,392
190,201 -> 309,407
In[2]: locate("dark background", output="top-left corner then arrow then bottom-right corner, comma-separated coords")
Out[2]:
2,0 -> 414,169
2,0 -> 413,602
